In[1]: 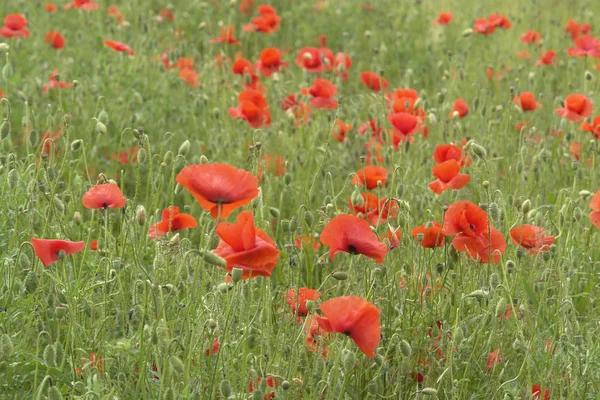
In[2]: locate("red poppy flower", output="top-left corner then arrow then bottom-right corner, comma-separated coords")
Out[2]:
176,163 -> 259,219
232,57 -> 254,76
82,183 -> 126,209
521,30 -> 542,44
449,98 -> 469,118
228,89 -> 271,128
208,26 -> 240,45
567,35 -> 600,58
411,222 -> 445,248
103,40 -> 134,56
107,146 -> 138,164
295,47 -> 334,74
213,211 -> 280,279
320,214 -> 387,263
388,112 -> 423,142
64,0 -> 99,10
509,224 -> 554,255
179,68 -> 200,87
381,229 -> 402,249
285,288 -> 321,316
205,337 -> 220,357
239,0 -> 254,15
316,296 -> 381,357
31,238 -> 85,267
516,50 -> 532,60
295,234 -> 320,251
358,119 -> 384,141
281,94 -> 311,126
488,14 -> 511,29
452,227 -> 506,264
255,47 -> 288,77
45,3 -> 58,12
432,12 -> 453,25
75,353 -> 104,377
433,143 -> 470,166
474,18 -> 495,35
532,385 -> 550,400
443,200 -> 489,237
429,159 -> 470,194
332,120 -> 353,142
42,70 -> 73,93
565,19 -> 591,40
305,314 -> 329,356
248,376 -> 277,399
45,31 -> 65,49
360,71 -> 388,93
39,128 -> 63,157
257,154 -> 285,180
388,88 -> 427,118
243,5 -> 281,34
486,348 -> 502,370
148,206 -> 197,239
556,94 -> 593,122
349,193 -> 397,226
107,6 -> 126,24
302,78 -> 338,109
580,115 -> 600,139
0,14 -> 30,38
352,165 -> 388,189
158,8 -> 175,22
589,190 -> 600,228
90,240 -> 98,251
513,92 -> 541,111
535,50 -> 557,66
333,52 -> 352,81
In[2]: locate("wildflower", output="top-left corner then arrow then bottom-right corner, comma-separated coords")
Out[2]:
75,352 -> 104,376
532,385 -> 550,400
567,35 -> 600,58
516,50 -> 532,60
433,143 -> 470,166
228,89 -> 271,127
158,8 -> 175,22
589,190 -> 600,228
302,78 -> 338,109
449,98 -> 469,118
388,112 -> 423,143
176,163 -> 258,219
332,120 -> 353,142
0,14 -> 30,38
42,70 -> 73,93
305,314 -> 329,356
64,0 -> 99,10
565,19 -> 591,40
213,211 -> 280,279
473,18 -> 495,35
432,12 -> 453,25
360,71 -> 388,93
205,338 -> 220,356
382,229 -> 402,249
453,227 -> 506,264
555,94 -> 593,122
521,30 -> 542,44
103,40 -> 134,56
285,288 -> 321,316
178,68 -> 199,87
429,159 -> 470,194
486,348 -> 502,371
295,234 -> 320,251
82,183 -> 126,209
257,154 -> 285,179
358,119 -> 384,142
148,206 -> 197,239
320,214 -> 387,263
45,3 -> 58,12
411,222 -> 445,248
316,296 -> 381,357
349,192 -> 397,226
232,56 -> 259,84
443,200 -> 488,237
255,47 -> 288,77
580,115 -> 600,139
333,52 -> 352,81
208,26 -> 240,45
281,94 -> 311,126
31,238 -> 85,267
243,4 -> 281,34
45,31 -> 65,49
513,92 -> 541,111
248,376 -> 277,399
107,6 -> 126,24
107,146 -> 138,164
295,47 -> 334,74
509,224 -> 554,255
488,14 -> 511,29
352,165 -> 388,189
535,50 -> 557,66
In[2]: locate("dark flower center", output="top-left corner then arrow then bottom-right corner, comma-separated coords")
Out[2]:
347,245 -> 358,254
343,330 -> 351,336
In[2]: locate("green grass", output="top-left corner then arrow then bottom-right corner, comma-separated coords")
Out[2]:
0,0 -> 600,398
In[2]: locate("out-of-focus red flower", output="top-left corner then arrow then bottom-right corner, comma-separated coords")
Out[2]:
209,26 -> 241,45
45,30 -> 65,49
432,12 -> 453,25
0,14 -> 30,38
535,50 -> 557,66
103,40 -> 134,56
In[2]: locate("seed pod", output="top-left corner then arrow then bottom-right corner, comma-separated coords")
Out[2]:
163,150 -> 174,167
95,121 -> 107,135
281,380 -> 291,391
521,199 -> 531,215
53,196 -> 65,214
136,205 -> 146,225
284,173 -> 292,185
304,211 -> 314,227
231,267 -> 243,284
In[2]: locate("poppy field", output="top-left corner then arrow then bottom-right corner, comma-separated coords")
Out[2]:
2,0 -> 600,398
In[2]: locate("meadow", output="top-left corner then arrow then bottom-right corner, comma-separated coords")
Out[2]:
0,0 -> 599,398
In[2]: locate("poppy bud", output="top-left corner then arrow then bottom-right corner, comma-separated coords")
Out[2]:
470,143 -> 487,160
281,219 -> 290,232
520,199 -> 531,215
174,183 -> 183,195
136,205 -> 146,225
289,218 -> 298,232
416,232 -> 425,242
453,326 -> 464,345
178,140 -> 190,156
47,386 -> 63,400
516,246 -> 526,258
56,249 -> 67,260
585,71 -> 593,81
465,289 -> 488,302
269,207 -> 280,218
70,139 -> 83,152
53,196 -> 65,214
98,109 -> 109,125
304,211 -> 314,227
351,189 -> 364,207
231,267 -> 243,283
251,389 -> 263,400
331,271 -> 348,280
43,344 -> 56,367
367,381 -> 378,395
200,250 -> 227,268
170,354 -> 185,375
461,28 -> 473,37
199,155 -> 209,164
24,270 -> 37,293
220,380 -> 232,398
7,168 -> 19,189
427,113 -> 437,125
495,297 -> 507,318
1,333 -> 13,360
0,43 -> 9,53
284,173 -> 292,185
482,181 -> 490,189
19,252 -> 31,269
136,148 -> 147,165
400,340 -> 412,357
305,300 -> 315,312
163,388 -> 174,400
326,203 -> 334,212
422,388 -> 438,396
282,380 -> 291,391
55,305 -> 67,319
2,63 -> 13,81
0,118 -> 11,140
579,190 -> 591,199
342,349 -> 355,372
95,121 -> 107,135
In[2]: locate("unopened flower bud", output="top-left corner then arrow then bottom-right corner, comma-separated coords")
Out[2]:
0,43 -> 9,53
43,344 -> 56,367
95,120 -> 107,135
332,271 -> 348,280
47,386 -> 63,400
304,211 -> 314,227
199,155 -> 209,164
97,109 -> 109,125
231,267 -> 243,283
178,140 -> 190,156
0,118 -> 11,140
461,28 -> 473,37
201,250 -> 227,267
24,270 -> 37,293
284,173 -> 292,185
585,71 -> 593,81
7,168 -> 18,189
281,380 -> 291,390
70,139 -> 82,152
400,340 -> 412,357
422,388 -> 438,396
495,297 -> 507,317
269,207 -> 280,218
521,199 -> 531,215
170,354 -> 185,375
136,205 -> 146,225
220,380 -> 232,398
